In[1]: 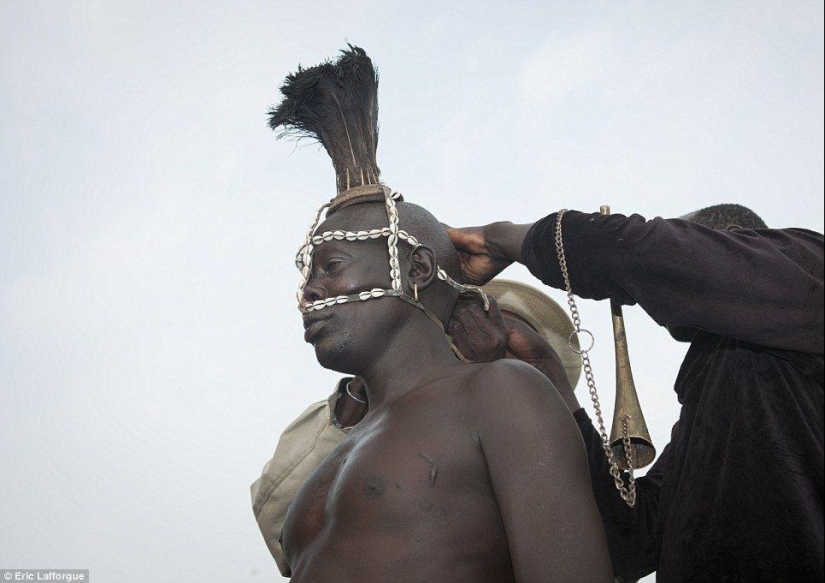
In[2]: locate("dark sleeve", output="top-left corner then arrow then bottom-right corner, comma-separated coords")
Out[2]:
574,408 -> 667,580
522,211 -> 824,354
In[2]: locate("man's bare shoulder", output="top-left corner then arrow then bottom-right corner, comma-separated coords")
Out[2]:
457,359 -> 570,426
465,358 -> 556,394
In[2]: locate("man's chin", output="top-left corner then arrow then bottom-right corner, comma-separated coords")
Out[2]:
312,334 -> 357,374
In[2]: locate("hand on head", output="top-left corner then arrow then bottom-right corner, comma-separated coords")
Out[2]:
444,224 -> 514,285
447,294 -> 573,395
444,222 -> 535,285
448,295 -> 510,363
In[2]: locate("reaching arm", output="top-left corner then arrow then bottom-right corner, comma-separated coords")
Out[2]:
472,360 -> 613,583
449,214 -> 824,354
523,212 -> 824,353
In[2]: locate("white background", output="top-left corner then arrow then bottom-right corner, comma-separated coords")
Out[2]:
1,1 -> 822,582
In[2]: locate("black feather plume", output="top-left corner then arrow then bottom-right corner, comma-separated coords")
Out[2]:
269,45 -> 381,195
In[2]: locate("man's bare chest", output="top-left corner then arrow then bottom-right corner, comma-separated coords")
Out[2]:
281,412 -> 489,557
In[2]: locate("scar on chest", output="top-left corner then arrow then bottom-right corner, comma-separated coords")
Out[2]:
363,474 -> 387,499
418,453 -> 438,487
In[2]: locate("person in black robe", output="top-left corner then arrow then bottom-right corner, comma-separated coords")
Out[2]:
448,204 -> 824,583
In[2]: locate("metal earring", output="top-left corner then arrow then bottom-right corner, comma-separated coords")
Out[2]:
414,283 -> 419,303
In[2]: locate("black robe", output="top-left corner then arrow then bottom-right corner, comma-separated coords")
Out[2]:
523,211 -> 824,583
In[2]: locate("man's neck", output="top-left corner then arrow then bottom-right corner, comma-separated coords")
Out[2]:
358,317 -> 465,411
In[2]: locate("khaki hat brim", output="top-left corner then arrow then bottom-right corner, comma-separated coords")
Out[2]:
482,279 -> 581,389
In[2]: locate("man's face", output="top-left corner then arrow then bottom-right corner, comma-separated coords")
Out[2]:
301,203 -> 411,373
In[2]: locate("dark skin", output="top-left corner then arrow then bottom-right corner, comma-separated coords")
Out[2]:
336,299 -> 581,425
282,203 -> 612,583
447,296 -> 581,413
446,222 -> 533,287
335,295 -> 509,427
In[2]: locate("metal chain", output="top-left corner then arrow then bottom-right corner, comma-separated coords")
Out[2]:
555,210 -> 637,507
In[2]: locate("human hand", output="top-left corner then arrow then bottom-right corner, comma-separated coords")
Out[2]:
446,222 -> 534,285
448,295 -> 509,363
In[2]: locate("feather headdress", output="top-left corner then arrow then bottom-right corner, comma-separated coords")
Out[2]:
276,45 -> 490,360
269,44 -> 391,212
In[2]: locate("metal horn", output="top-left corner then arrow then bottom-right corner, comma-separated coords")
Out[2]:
601,205 -> 656,470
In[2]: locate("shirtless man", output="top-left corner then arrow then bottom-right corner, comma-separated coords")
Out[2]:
281,199 -> 613,582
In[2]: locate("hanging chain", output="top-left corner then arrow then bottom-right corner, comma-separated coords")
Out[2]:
555,210 -> 637,507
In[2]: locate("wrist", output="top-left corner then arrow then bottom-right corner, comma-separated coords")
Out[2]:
487,222 -> 534,264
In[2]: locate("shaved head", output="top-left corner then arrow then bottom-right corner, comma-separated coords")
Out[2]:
681,204 -> 768,230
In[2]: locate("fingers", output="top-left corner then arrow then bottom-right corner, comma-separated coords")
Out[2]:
454,296 -> 503,336
446,227 -> 468,251
446,226 -> 486,254
447,225 -> 514,285
448,296 -> 509,363
486,295 -> 507,330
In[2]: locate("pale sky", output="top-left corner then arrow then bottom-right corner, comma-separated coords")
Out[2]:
1,1 -> 822,582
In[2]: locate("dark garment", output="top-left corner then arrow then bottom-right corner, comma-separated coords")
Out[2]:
524,211 -> 824,583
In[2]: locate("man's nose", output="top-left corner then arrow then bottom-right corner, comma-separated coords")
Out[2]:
303,275 -> 326,304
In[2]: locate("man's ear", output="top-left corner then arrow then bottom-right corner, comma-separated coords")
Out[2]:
406,245 -> 438,294
726,224 -> 742,231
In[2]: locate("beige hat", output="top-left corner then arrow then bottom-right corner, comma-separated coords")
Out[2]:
482,279 -> 581,389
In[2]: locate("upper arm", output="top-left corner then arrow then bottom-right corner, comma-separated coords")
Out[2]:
471,360 -> 613,583
618,222 -> 825,353
526,212 -> 824,353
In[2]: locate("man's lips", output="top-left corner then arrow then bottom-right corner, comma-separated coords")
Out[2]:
303,312 -> 333,342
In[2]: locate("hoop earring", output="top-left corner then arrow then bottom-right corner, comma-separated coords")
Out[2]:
414,282 -> 419,303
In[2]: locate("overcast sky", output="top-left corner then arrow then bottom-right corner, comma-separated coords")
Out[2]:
1,1 -> 822,582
